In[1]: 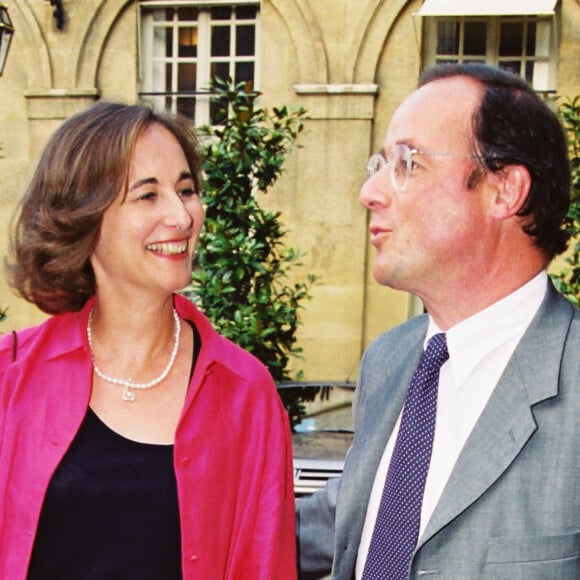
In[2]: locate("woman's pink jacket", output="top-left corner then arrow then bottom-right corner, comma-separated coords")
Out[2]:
0,294 -> 297,579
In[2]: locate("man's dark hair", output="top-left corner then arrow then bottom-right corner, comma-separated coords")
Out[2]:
420,63 -> 570,261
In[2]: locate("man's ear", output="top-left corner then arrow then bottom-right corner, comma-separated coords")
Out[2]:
489,164 -> 531,220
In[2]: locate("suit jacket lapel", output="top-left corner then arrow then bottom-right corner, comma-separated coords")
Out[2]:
419,285 -> 573,545
335,318 -> 428,576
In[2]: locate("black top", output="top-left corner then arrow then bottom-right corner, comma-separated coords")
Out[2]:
27,323 -> 201,580
27,408 -> 182,580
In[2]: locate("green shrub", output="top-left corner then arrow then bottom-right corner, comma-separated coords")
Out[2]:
551,96 -> 580,304
183,78 -> 317,426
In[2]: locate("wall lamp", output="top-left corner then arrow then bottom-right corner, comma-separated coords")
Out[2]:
48,0 -> 64,30
0,1 -> 14,76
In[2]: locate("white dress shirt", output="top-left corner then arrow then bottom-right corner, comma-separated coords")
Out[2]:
355,271 -> 548,579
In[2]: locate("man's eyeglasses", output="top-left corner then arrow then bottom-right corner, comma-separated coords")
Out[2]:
366,144 -> 484,193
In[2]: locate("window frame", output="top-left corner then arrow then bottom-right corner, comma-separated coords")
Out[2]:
421,13 -> 558,92
138,0 -> 260,125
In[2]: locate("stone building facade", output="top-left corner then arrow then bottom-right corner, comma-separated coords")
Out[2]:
0,0 -> 579,380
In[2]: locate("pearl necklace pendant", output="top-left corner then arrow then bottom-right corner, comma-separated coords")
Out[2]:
87,307 -> 181,402
122,388 -> 136,402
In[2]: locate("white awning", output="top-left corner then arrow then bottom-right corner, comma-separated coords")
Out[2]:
416,0 -> 558,17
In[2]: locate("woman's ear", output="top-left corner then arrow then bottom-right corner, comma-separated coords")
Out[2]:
489,164 -> 532,220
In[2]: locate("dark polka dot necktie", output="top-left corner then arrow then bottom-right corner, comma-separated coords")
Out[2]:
362,333 -> 449,580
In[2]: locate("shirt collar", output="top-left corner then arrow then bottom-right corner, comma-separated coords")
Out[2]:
426,271 -> 548,386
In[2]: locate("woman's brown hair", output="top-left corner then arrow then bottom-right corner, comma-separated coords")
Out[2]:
6,101 -> 203,314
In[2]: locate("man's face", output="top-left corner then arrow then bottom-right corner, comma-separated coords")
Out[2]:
360,76 -> 493,303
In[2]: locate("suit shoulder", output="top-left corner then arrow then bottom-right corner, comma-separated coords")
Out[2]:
550,290 -> 580,350
561,300 -> 580,371
569,299 -> 580,327
366,314 -> 428,357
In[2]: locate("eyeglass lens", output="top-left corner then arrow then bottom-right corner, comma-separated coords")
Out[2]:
392,144 -> 412,192
366,144 -> 414,192
366,153 -> 385,178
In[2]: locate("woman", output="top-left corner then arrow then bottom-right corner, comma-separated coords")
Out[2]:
0,102 -> 296,579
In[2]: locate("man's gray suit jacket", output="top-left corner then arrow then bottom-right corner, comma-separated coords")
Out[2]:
298,283 -> 580,579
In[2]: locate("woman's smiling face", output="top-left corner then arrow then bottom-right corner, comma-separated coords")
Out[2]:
90,122 -> 205,298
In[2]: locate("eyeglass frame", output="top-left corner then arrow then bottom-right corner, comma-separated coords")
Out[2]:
366,143 -> 486,193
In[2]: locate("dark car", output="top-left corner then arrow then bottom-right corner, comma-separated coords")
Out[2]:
277,381 -> 355,497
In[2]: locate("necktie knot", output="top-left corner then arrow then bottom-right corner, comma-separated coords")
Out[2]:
425,333 -> 449,367
409,334 -> 449,395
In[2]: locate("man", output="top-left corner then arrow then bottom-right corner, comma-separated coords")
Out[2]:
297,63 -> 580,579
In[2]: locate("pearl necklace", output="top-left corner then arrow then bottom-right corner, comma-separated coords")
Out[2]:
87,307 -> 181,402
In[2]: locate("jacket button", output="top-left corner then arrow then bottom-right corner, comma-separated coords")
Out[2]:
189,554 -> 199,562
